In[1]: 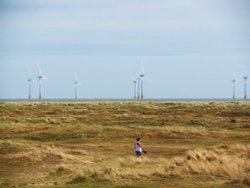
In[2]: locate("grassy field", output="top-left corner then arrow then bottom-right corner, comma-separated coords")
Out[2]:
0,101 -> 249,188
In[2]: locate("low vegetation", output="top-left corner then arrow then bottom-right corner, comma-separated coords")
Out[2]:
0,102 -> 249,187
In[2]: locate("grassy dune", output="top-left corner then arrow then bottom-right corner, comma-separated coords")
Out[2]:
0,102 -> 249,187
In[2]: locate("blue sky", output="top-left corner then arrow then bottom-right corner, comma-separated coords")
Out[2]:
0,0 -> 250,99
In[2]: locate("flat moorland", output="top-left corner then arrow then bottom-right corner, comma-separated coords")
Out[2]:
0,102 -> 249,188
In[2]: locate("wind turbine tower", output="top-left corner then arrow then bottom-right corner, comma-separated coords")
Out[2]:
133,80 -> 137,99
37,66 -> 47,100
139,61 -> 149,100
232,79 -> 236,100
137,77 -> 141,100
140,74 -> 144,100
74,73 -> 81,100
27,78 -> 32,100
243,76 -> 248,100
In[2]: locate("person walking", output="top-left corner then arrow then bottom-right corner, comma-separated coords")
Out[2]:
134,137 -> 147,157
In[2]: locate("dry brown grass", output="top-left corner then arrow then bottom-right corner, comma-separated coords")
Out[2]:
1,140 -> 249,187
0,102 -> 250,187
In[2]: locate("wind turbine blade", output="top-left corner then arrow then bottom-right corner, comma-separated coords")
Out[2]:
38,65 -> 42,76
75,73 -> 78,82
141,60 -> 145,74
232,73 -> 239,86
233,73 -> 237,80
42,76 -> 48,80
145,75 -> 150,82
28,69 -> 32,79
130,75 -> 136,81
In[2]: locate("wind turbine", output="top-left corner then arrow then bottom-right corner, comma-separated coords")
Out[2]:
37,65 -> 47,100
232,74 -> 239,100
27,71 -> 32,100
137,77 -> 141,100
139,61 -> 149,100
133,80 -> 137,100
130,75 -> 137,100
243,76 -> 248,100
74,73 -> 81,100
232,79 -> 236,100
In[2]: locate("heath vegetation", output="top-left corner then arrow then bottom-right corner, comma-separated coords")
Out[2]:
0,102 -> 249,187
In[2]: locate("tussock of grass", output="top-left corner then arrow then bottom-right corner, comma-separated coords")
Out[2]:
2,143 -> 81,163
0,140 -> 24,154
166,146 -> 249,180
56,166 -> 72,175
67,175 -> 87,184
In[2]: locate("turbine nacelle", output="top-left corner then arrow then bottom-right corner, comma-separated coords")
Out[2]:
130,75 -> 137,83
74,74 -> 82,86
74,82 -> 82,86
232,73 -> 240,86
37,65 -> 48,81
38,76 -> 47,79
